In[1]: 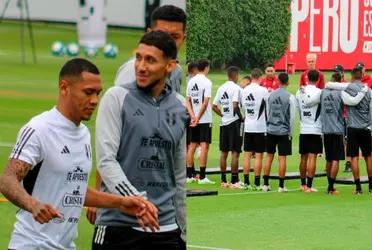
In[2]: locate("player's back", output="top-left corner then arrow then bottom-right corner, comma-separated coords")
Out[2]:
213,81 -> 240,126
345,82 -> 371,129
186,73 -> 212,123
320,89 -> 344,134
241,83 -> 269,132
296,85 -> 322,135
267,87 -> 292,135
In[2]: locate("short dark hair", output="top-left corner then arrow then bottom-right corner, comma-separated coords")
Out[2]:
355,61 -> 365,69
278,72 -> 289,84
352,67 -> 363,80
333,64 -> 344,73
242,75 -> 251,81
331,72 -> 342,82
265,63 -> 274,69
197,59 -> 210,71
227,66 -> 240,79
151,5 -> 186,31
307,69 -> 319,83
59,58 -> 99,81
139,31 -> 177,59
251,68 -> 262,79
187,61 -> 198,73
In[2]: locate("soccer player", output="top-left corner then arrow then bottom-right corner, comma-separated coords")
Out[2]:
320,72 -> 346,194
114,5 -> 186,93
0,58 -> 158,249
212,66 -> 243,188
186,59 -> 214,185
240,68 -> 269,190
263,73 -> 296,192
341,67 -> 372,194
299,53 -> 325,89
92,31 -> 187,248
296,70 -> 323,192
260,63 -> 279,92
86,4 -> 187,226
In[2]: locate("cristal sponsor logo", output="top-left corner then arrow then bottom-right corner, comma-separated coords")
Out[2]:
138,155 -> 166,171
66,166 -> 88,182
147,181 -> 169,189
140,133 -> 172,149
62,186 -> 84,207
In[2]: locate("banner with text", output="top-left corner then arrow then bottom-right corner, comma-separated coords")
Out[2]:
275,0 -> 372,70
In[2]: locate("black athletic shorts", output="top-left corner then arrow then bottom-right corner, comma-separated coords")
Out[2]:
299,134 -> 323,154
244,132 -> 266,153
189,123 -> 212,143
323,134 -> 345,161
346,127 -> 372,157
92,226 -> 185,250
220,119 -> 242,152
266,133 -> 292,156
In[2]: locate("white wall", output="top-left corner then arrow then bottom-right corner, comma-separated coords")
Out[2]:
0,0 -> 185,28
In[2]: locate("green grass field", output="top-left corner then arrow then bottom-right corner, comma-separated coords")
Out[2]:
1,21 -> 372,250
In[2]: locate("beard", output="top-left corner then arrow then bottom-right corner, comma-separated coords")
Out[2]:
137,78 -> 161,93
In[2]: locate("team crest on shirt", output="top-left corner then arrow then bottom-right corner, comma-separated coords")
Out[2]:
62,186 -> 84,207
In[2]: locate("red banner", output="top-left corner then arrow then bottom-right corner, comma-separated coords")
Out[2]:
275,0 -> 372,71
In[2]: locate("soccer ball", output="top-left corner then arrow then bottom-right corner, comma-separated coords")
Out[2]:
51,41 -> 65,56
66,42 -> 80,57
103,43 -> 118,58
84,46 -> 98,57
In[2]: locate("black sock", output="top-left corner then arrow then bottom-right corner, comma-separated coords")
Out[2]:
368,176 -> 372,190
263,175 -> 269,186
200,166 -> 206,179
231,173 -> 238,184
328,178 -> 335,191
221,172 -> 227,183
186,167 -> 193,178
301,177 -> 306,186
327,176 -> 331,184
244,174 -> 250,185
279,178 -> 285,188
191,164 -> 196,177
307,177 -> 313,188
254,175 -> 260,186
355,178 -> 361,191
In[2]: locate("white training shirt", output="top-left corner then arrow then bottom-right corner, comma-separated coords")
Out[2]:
240,82 -> 269,133
296,84 -> 322,134
186,73 -> 212,124
213,81 -> 241,126
8,107 -> 92,250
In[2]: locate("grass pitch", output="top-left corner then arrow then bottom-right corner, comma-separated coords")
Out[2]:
1,21 -> 372,250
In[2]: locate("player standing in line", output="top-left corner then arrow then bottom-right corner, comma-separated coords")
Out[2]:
339,67 -> 372,194
296,70 -> 323,193
212,66 -> 243,188
240,68 -> 269,190
0,58 -> 158,249
299,53 -> 325,89
186,59 -> 215,184
356,61 -> 372,88
260,63 -> 279,92
262,73 -> 296,192
320,72 -> 345,194
240,75 -> 251,89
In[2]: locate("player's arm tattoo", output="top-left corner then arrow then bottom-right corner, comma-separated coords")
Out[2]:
0,159 -> 36,212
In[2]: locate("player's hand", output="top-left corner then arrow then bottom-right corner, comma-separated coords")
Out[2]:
362,85 -> 369,93
190,117 -> 199,127
119,196 -> 159,232
31,201 -> 62,224
86,207 -> 97,225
